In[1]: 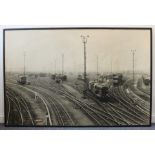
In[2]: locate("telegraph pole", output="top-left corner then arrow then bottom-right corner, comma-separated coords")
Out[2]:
51,62 -> 53,74
102,56 -> 104,75
62,53 -> 64,75
97,55 -> 99,81
54,59 -> 56,74
97,55 -> 99,75
131,49 -> 136,84
24,52 -> 26,76
81,35 -> 89,98
110,60 -> 112,74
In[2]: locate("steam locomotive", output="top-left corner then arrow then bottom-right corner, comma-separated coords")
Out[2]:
88,81 -> 109,99
88,73 -> 124,99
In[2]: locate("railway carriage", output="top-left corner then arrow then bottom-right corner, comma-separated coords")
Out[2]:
142,75 -> 150,85
54,74 -> 67,83
112,73 -> 123,86
61,75 -> 67,81
39,73 -> 47,77
17,76 -> 27,85
17,75 -> 31,85
34,74 -> 38,79
51,74 -> 56,80
77,74 -> 84,80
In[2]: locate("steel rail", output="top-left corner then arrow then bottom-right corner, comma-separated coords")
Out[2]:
6,82 -> 53,126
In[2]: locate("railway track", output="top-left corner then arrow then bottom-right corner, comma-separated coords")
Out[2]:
105,103 -> 132,125
6,87 -> 35,126
110,87 -> 149,118
137,85 -> 150,96
31,78 -> 150,126
59,90 -> 109,126
6,95 -> 23,125
6,82 -> 53,126
30,83 -> 116,126
124,88 -> 150,111
27,85 -> 75,126
107,101 -> 146,125
7,81 -> 76,126
108,86 -> 149,124
118,86 -> 149,112
6,95 -> 11,124
58,85 -> 125,125
86,91 -> 148,125
125,79 -> 150,101
31,80 -> 120,126
6,77 -> 150,126
122,80 -> 150,112
83,92 -> 129,125
137,78 -> 150,95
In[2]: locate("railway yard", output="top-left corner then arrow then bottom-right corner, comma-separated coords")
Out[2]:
4,29 -> 151,127
5,72 -> 151,127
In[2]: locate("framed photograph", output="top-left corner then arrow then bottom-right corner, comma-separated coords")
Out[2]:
3,27 -> 152,127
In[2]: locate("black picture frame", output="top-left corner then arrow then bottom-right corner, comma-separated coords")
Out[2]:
3,27 -> 152,128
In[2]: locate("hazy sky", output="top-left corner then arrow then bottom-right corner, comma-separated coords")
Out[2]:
5,29 -> 151,74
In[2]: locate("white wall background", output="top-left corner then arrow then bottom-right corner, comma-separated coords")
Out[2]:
0,1 -> 155,155
0,25 -> 154,123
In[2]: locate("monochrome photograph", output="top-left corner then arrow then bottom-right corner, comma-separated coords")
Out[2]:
4,28 -> 152,127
